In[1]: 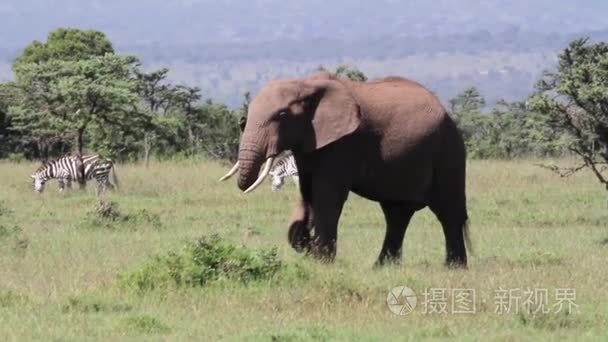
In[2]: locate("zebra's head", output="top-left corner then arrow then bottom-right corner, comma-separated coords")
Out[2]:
31,172 -> 47,193
31,162 -> 51,193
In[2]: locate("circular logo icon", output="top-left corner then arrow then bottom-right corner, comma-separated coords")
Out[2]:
387,286 -> 417,315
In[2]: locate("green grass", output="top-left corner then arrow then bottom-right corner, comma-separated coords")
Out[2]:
0,159 -> 607,341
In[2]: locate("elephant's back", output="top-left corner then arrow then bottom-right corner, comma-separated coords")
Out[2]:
350,79 -> 447,150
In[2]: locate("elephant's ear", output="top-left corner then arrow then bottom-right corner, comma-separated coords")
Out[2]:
299,79 -> 361,151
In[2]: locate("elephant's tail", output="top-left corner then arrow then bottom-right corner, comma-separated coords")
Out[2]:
463,218 -> 474,256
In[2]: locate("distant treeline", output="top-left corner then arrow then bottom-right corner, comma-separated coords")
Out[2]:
4,28 -> 608,64
3,29 -> 607,176
121,29 -> 608,64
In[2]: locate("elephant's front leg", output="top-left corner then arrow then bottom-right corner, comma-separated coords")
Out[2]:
287,198 -> 312,252
309,179 -> 349,262
288,170 -> 314,252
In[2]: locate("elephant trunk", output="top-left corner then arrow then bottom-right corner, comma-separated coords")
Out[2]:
236,139 -> 268,192
235,128 -> 279,193
237,156 -> 262,191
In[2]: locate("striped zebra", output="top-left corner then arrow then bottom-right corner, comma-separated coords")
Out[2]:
269,154 -> 299,191
31,154 -> 118,194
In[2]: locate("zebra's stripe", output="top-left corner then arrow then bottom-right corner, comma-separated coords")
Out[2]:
269,154 -> 299,191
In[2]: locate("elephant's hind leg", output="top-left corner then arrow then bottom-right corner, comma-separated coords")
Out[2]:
429,202 -> 468,268
376,202 -> 416,266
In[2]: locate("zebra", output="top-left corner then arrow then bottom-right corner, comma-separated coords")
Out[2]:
269,153 -> 299,191
31,154 -> 118,194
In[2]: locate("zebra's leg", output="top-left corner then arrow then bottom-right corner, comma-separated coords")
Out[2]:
95,179 -> 101,196
58,178 -> 65,192
106,178 -> 115,191
271,175 -> 283,191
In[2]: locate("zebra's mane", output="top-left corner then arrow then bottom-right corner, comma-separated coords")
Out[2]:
34,154 -> 76,173
34,159 -> 57,173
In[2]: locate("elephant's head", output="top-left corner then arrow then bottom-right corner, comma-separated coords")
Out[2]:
220,72 -> 361,193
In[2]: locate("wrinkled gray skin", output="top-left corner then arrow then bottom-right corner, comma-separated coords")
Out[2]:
228,71 -> 470,267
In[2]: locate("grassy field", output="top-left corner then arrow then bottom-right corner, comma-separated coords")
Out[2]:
0,159 -> 607,341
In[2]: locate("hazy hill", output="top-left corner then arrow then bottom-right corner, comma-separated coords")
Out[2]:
2,0 -> 608,106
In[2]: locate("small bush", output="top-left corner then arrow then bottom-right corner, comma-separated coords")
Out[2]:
0,201 -> 12,217
0,225 -> 21,239
516,252 -> 564,267
268,325 -> 332,342
0,224 -> 28,256
92,200 -> 122,221
518,310 -> 581,330
120,234 -> 283,292
121,314 -> 170,334
61,295 -> 132,313
81,200 -> 162,230
0,289 -> 30,308
7,153 -> 25,163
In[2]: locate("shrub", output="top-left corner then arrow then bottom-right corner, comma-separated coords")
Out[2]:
81,200 -> 162,230
0,224 -> 21,239
0,289 -> 30,308
61,295 -> 132,313
518,310 -> 581,330
0,201 -> 12,217
120,234 -> 283,292
121,314 -> 170,334
516,251 -> 564,267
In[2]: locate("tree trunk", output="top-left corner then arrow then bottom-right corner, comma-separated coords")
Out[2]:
187,124 -> 196,154
143,133 -> 152,168
76,126 -> 85,155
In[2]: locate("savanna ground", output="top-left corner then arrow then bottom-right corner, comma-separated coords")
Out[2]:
0,159 -> 607,341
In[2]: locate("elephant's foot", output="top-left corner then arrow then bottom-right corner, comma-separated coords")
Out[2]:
307,237 -> 336,263
444,231 -> 468,269
445,256 -> 467,269
374,249 -> 402,268
288,219 -> 311,253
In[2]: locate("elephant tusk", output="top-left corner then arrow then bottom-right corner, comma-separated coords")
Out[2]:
219,161 -> 240,181
244,157 -> 274,194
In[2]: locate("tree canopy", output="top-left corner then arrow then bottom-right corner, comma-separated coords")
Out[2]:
0,28 -> 242,161
14,28 -> 114,66
530,38 -> 608,190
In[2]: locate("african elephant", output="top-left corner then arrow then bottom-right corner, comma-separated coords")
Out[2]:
221,71 -> 471,267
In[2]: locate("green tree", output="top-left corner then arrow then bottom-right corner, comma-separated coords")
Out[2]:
449,87 -> 492,157
172,85 -> 203,154
489,100 -> 562,158
0,83 -> 16,157
196,100 -> 241,161
530,38 -> 608,190
334,64 -> 368,82
317,64 -> 368,81
135,68 -> 181,166
14,28 -> 113,67
449,86 -> 485,114
13,54 -> 145,155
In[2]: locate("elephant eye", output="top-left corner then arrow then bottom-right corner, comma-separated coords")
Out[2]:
278,111 -> 289,118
